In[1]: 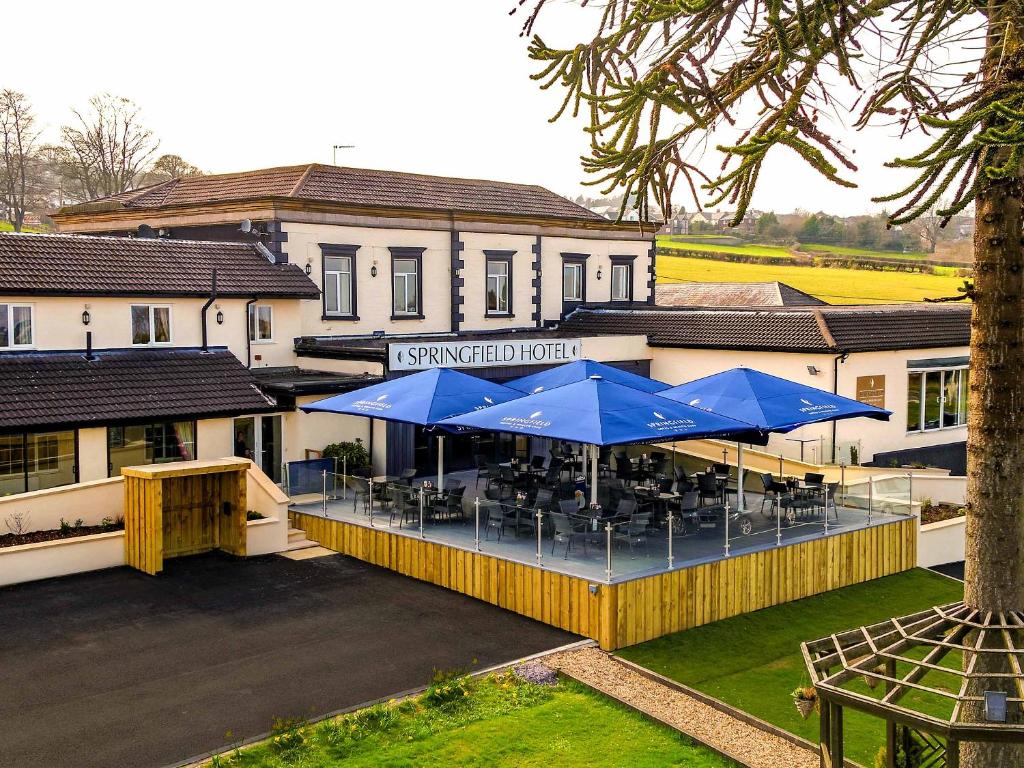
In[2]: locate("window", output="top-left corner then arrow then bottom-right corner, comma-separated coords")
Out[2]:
907,367 -> 968,432
321,243 -> 359,318
131,305 -> 171,345
390,247 -> 424,318
108,421 -> 195,476
563,262 -> 583,301
0,304 -> 33,348
485,251 -> 514,315
0,430 -> 76,495
248,304 -> 273,342
609,257 -> 635,302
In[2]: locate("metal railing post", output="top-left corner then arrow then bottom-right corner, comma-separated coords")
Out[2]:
724,502 -> 731,557
474,497 -> 481,551
907,471 -> 914,517
778,451 -> 784,481
776,497 -> 782,546
667,512 -> 674,570
867,476 -> 873,525
840,463 -> 846,507
605,522 -> 613,583
823,485 -> 829,536
536,510 -> 544,566
368,476 -> 374,525
342,457 -> 347,500
419,487 -> 425,539
322,469 -> 328,518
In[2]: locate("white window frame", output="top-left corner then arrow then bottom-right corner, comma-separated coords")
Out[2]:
324,254 -> 354,317
131,304 -> 173,346
248,304 -> 274,343
393,258 -> 419,316
906,366 -> 968,434
563,262 -> 583,302
486,257 -> 511,315
0,303 -> 34,349
610,263 -> 631,301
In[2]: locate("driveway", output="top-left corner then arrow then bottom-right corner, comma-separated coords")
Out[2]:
0,552 -> 575,768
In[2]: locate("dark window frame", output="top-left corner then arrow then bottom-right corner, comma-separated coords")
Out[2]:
483,249 -> 515,318
0,429 -> 79,494
609,255 -> 636,302
106,419 -> 198,477
389,246 -> 426,320
319,243 -> 360,321
560,252 -> 589,317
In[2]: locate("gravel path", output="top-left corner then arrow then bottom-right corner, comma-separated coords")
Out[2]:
546,647 -> 819,768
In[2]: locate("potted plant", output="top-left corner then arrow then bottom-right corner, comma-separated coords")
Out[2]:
791,685 -> 818,719
322,439 -> 371,477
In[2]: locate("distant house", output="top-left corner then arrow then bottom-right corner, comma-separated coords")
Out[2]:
661,209 -> 761,235
655,281 -> 827,308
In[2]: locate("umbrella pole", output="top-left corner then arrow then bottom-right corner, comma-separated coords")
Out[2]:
437,435 -> 444,490
590,445 -> 599,507
736,442 -> 745,512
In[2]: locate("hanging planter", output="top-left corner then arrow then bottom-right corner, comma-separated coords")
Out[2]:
792,686 -> 818,720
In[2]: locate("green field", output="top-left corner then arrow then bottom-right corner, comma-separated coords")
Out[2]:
658,254 -> 967,303
799,242 -> 930,260
657,238 -> 797,259
618,569 -> 963,768
213,673 -> 733,768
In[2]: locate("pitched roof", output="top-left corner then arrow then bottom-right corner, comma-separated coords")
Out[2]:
558,303 -> 971,353
0,348 -> 278,431
58,164 -> 606,223
0,232 -> 319,298
655,282 -> 826,308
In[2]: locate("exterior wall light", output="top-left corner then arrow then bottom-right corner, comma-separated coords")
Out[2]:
371,261 -> 378,278
216,309 -> 225,325
305,261 -> 313,275
807,365 -> 820,376
596,266 -> 603,280
81,308 -> 91,326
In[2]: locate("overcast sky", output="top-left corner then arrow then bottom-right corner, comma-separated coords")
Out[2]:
6,0 -> 929,216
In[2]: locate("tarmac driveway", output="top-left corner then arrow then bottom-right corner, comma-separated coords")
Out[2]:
0,551 -> 574,768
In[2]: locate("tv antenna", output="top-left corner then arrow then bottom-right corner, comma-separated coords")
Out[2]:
333,144 -> 355,165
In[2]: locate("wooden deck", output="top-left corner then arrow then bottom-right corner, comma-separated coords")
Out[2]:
290,510 -> 916,650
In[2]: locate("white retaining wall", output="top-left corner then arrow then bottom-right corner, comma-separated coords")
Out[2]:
918,517 -> 966,568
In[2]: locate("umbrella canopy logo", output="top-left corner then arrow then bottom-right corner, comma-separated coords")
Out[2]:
647,411 -> 697,431
499,410 -> 551,430
797,397 -> 838,414
351,392 -> 393,412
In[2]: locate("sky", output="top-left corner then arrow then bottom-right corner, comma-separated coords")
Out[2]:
4,0 -> 933,216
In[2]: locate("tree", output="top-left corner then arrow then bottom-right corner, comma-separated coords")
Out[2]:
523,2 -> 1023,765
136,153 -> 203,187
53,93 -> 158,201
0,90 -> 41,231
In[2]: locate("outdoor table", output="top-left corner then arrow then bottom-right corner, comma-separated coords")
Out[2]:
496,501 -> 537,538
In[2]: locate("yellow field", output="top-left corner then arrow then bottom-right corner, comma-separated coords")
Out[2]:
658,254 -> 969,304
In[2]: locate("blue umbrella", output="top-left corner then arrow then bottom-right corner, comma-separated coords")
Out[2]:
659,367 -> 891,511
441,374 -> 756,504
507,359 -> 670,394
301,368 -> 524,485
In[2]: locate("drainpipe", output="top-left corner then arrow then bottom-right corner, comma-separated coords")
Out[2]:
244,296 -> 258,368
831,351 -> 849,463
200,269 -> 218,352
84,330 -> 94,361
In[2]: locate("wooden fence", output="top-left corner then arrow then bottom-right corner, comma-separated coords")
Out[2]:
290,511 -> 916,650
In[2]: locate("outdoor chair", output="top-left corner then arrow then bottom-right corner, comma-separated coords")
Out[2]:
697,472 -> 721,506
820,481 -> 840,520
441,478 -> 463,498
398,467 -> 417,485
759,472 -> 791,517
597,447 -> 613,479
615,498 -> 638,518
558,498 -> 580,517
484,504 -> 506,541
614,514 -> 649,558
533,488 -> 554,513
538,464 -> 561,492
549,512 -> 588,559
657,477 -> 674,495
615,459 -> 635,486
669,490 -> 700,534
351,477 -> 372,515
530,455 -> 547,471
434,485 -> 466,523
498,466 -> 517,497
391,487 -> 420,529
713,463 -> 731,477
674,467 -> 694,493
474,454 -> 490,487
804,472 -> 826,487
485,463 -> 503,493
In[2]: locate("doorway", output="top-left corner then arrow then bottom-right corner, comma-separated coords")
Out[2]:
233,415 -> 282,483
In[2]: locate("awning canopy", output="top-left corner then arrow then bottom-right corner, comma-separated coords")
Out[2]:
440,374 -> 758,446
299,367 -> 523,428
659,367 -> 891,433
506,358 -> 669,394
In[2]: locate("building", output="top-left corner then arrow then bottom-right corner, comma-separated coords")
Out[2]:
560,303 -> 972,472
655,281 -> 826,308
50,163 -> 658,479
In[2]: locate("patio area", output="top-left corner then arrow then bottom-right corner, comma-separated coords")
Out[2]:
289,459 -> 912,585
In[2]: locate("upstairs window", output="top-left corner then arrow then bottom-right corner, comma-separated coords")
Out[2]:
321,244 -> 359,318
131,305 -> 171,345
485,251 -> 514,315
0,304 -> 33,348
249,304 -> 273,342
562,262 -> 583,301
610,263 -> 632,301
390,247 -> 425,318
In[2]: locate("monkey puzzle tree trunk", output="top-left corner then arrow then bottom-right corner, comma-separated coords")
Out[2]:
961,9 -> 1024,766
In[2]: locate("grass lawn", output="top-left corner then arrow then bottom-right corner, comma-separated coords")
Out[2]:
799,243 -> 930,260
211,672 -> 735,768
658,254 -> 968,303
656,238 -> 797,259
618,569 -> 963,768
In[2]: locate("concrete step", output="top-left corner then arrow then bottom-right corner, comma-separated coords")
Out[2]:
283,538 -> 320,552
287,527 -> 308,542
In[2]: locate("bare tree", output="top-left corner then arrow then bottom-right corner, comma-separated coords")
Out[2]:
53,93 -> 158,201
136,153 -> 203,187
0,90 -> 41,231
522,2 -> 1022,765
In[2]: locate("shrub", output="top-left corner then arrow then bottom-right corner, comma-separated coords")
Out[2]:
246,509 -> 266,521
269,716 -> 308,761
58,518 -> 73,537
322,439 -> 370,470
422,669 -> 472,708
4,511 -> 30,536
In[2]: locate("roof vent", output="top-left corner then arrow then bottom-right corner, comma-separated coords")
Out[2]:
254,241 -> 277,264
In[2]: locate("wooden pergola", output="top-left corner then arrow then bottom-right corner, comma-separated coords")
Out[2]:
802,602 -> 1024,768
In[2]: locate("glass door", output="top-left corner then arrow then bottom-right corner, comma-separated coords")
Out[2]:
233,416 -> 282,483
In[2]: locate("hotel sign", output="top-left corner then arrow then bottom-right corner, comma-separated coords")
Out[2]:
388,338 -> 582,371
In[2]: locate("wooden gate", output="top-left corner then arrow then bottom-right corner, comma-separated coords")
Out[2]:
123,459 -> 248,575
